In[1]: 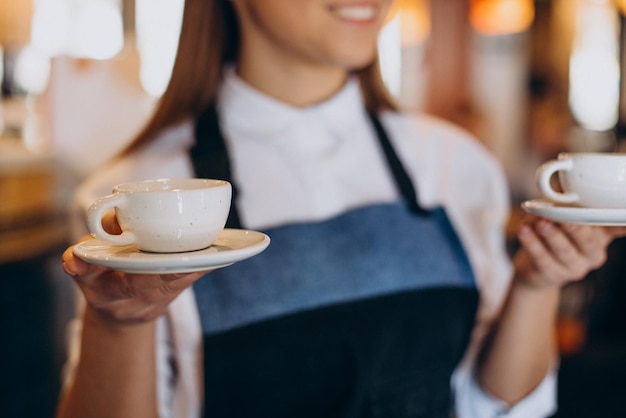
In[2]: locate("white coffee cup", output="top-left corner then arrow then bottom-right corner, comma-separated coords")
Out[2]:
536,152 -> 626,208
87,178 -> 232,253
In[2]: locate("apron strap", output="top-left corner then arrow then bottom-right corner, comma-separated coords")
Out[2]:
190,103 -> 428,229
367,112 -> 427,217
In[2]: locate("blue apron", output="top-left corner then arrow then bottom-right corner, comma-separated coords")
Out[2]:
190,104 -> 479,418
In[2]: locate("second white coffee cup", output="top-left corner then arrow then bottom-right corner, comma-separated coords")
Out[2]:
87,178 -> 232,253
536,152 -> 626,209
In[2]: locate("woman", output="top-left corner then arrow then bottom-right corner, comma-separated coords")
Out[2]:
58,1 -> 625,417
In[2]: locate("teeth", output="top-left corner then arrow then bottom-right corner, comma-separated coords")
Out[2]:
332,6 -> 376,21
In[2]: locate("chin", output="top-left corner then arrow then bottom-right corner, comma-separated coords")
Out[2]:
332,45 -> 379,71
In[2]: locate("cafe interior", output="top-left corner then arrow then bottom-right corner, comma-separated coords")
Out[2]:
2,0 -> 626,416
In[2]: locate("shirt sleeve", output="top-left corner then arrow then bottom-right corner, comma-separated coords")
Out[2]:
452,352 -> 558,418
156,316 -> 176,418
161,289 -> 204,418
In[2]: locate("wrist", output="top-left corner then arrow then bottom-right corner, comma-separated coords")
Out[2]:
83,305 -> 156,336
512,273 -> 557,292
509,274 -> 562,309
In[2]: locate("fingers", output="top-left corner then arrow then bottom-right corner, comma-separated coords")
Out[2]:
61,243 -> 209,324
62,246 -> 98,277
516,218 -> 616,288
84,270 -> 206,323
604,226 -> 626,239
564,224 -> 609,269
77,267 -> 204,303
160,270 -> 211,286
518,222 -> 570,285
102,210 -> 122,235
69,268 -> 195,323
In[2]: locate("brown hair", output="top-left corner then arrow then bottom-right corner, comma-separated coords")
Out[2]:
124,0 -> 397,154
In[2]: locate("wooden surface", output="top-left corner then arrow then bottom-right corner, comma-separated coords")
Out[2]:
0,138 -> 69,264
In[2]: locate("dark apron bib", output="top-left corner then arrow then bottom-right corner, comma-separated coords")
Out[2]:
190,103 -> 479,418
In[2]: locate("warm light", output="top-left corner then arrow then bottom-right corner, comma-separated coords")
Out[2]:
616,0 -> 626,14
569,0 -> 620,131
0,0 -> 34,48
400,0 -> 430,46
136,0 -> 185,96
470,0 -> 535,35
386,0 -> 431,46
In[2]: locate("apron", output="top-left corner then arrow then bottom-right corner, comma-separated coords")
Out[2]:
190,103 -> 479,418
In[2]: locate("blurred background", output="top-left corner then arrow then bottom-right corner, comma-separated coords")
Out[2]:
2,0 -> 626,416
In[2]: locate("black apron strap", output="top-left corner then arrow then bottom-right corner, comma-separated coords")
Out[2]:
190,103 -> 428,229
367,112 -> 427,217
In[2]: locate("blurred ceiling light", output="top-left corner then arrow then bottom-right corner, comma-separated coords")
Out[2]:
615,0 -> 626,14
470,0 -> 535,35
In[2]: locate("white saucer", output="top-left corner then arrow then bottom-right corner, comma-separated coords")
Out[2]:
73,228 -> 270,274
521,199 -> 626,226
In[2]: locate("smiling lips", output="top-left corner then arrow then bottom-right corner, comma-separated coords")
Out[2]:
329,4 -> 378,22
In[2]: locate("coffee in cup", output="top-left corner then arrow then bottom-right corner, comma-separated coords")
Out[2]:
87,178 -> 232,253
536,152 -> 626,209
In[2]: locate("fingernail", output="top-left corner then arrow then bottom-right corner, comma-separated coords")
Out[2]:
62,262 -> 78,277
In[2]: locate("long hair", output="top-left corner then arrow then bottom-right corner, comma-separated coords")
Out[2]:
124,0 -> 397,154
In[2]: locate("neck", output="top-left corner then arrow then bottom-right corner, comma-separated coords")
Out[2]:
235,47 -> 349,108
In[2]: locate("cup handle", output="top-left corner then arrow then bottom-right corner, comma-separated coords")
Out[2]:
86,194 -> 136,246
536,159 -> 579,204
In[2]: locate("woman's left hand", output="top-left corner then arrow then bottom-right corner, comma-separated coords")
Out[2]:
514,217 -> 626,289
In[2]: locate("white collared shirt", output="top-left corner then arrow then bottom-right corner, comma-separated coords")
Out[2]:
65,69 -> 556,418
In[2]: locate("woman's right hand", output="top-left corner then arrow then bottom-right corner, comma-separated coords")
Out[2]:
62,250 -> 208,325
61,211 -> 209,326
